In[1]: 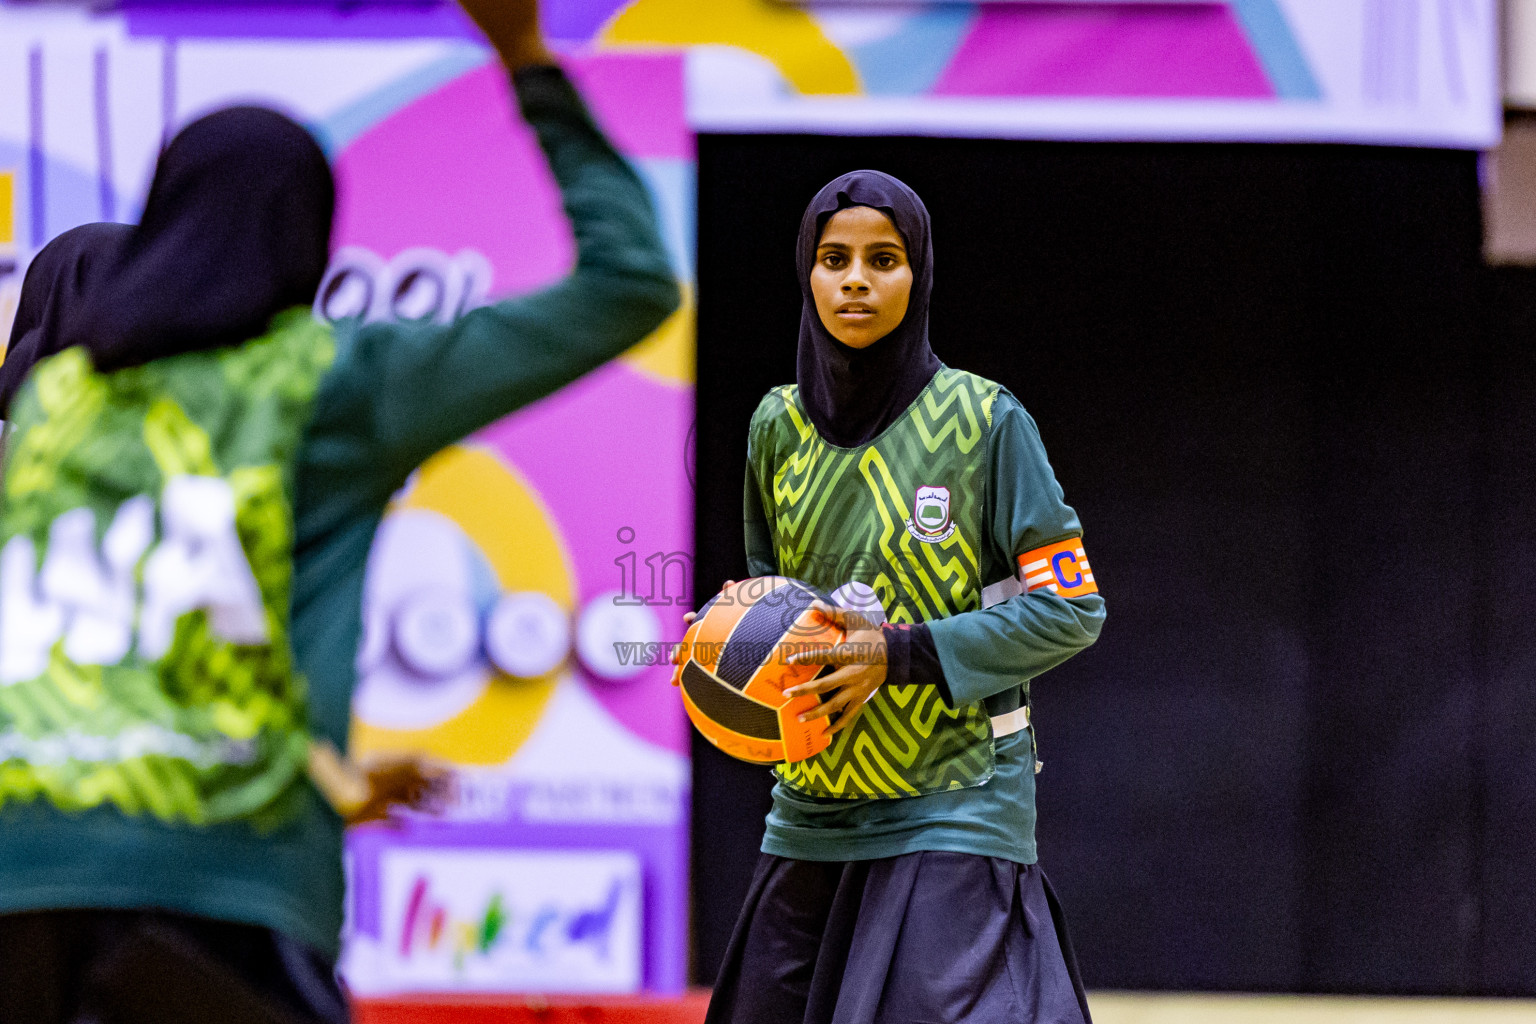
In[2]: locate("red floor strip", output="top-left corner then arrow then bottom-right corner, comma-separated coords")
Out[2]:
354,990 -> 712,1024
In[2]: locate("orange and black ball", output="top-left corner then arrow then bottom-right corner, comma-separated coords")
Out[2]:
673,577 -> 844,764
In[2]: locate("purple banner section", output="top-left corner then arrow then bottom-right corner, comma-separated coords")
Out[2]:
28,46 -> 43,248
122,3 -> 479,41
120,0 -> 625,41
93,47 -> 115,222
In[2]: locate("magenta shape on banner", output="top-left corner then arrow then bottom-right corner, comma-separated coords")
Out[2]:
933,6 -> 1275,99
477,365 -> 693,756
334,53 -> 686,297
565,55 -> 691,160
334,64 -> 571,294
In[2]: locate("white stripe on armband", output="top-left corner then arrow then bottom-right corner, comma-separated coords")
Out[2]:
990,704 -> 1031,738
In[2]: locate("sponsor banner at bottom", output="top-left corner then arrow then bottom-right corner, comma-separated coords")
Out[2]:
351,847 -> 643,994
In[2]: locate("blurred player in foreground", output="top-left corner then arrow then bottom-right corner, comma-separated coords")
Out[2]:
705,171 -> 1102,1024
0,0 -> 678,1017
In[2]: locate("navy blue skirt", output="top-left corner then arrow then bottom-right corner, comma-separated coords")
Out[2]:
706,852 -> 1092,1024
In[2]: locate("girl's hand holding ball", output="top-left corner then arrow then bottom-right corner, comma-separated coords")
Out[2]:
785,602 -> 887,735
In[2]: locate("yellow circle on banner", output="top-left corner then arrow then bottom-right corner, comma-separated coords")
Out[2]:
600,0 -> 861,96
404,446 -> 574,605
349,445 -> 571,766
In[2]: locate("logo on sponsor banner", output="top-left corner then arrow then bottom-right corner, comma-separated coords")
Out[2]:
400,875 -> 625,971
365,848 -> 643,993
905,484 -> 956,543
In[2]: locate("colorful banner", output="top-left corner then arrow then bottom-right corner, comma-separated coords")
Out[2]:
666,0 -> 1499,147
0,4 -> 694,994
0,0 -> 1502,339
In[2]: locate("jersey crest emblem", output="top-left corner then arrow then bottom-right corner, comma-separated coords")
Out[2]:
905,484 -> 956,543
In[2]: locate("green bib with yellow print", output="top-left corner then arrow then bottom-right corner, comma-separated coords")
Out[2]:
0,310 -> 335,828
748,367 -> 999,799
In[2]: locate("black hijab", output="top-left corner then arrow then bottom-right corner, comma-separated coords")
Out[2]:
795,170 -> 941,448
1,222 -> 131,414
1,106 -> 334,416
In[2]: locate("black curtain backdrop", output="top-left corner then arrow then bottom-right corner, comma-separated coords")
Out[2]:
690,134 -> 1536,995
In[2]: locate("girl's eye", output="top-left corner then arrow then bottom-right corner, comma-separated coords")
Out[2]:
823,254 -> 845,268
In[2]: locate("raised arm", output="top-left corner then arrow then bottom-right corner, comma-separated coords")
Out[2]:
349,0 -> 680,478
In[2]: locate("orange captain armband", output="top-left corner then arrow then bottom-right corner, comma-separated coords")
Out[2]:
1019,537 -> 1098,598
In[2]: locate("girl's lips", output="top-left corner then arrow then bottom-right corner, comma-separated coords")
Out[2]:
837,308 -> 875,318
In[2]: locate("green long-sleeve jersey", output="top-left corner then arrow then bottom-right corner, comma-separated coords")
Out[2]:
745,378 -> 1104,864
0,66 -> 679,957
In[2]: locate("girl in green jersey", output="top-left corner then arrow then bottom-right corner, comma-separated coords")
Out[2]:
705,171 -> 1104,1024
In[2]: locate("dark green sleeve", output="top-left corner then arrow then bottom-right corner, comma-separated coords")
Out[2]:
927,390 -> 1105,706
744,468 -> 777,577
328,65 -> 679,479
744,405 -> 778,577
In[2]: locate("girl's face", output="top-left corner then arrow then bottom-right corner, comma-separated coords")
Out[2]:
810,206 -> 913,349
